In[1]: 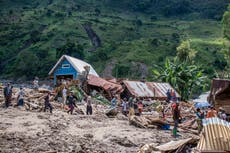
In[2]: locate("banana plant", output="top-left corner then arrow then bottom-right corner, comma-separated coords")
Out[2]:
152,59 -> 207,100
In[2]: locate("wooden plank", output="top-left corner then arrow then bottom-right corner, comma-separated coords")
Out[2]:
155,138 -> 193,151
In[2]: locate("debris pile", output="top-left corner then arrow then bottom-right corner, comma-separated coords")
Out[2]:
1,81 -> 230,153
129,115 -> 167,129
0,86 -> 60,111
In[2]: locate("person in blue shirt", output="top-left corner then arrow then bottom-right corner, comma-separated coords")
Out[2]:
110,95 -> 117,109
196,108 -> 204,133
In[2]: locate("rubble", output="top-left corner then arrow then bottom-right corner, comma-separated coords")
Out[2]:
105,108 -> 119,117
154,138 -> 198,152
138,143 -> 158,153
129,115 -> 168,129
1,82 -> 228,153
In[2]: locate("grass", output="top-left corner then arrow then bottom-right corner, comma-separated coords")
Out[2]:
0,0 -> 228,80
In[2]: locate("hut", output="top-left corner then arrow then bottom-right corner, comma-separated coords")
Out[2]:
48,55 -> 98,85
208,78 -> 230,114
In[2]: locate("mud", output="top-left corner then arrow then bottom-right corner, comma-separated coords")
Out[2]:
0,106 -> 196,153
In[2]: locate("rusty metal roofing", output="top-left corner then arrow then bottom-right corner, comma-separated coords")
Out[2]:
197,117 -> 230,152
123,81 -> 180,99
87,74 -> 123,93
147,82 -> 180,98
123,81 -> 155,98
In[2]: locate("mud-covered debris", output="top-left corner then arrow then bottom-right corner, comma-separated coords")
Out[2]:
116,113 -> 128,120
110,136 -> 137,147
105,108 -> 118,117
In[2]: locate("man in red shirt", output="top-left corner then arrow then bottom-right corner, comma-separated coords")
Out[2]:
206,106 -> 217,118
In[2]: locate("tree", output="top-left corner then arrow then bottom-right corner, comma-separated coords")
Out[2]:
176,40 -> 197,63
222,4 -> 230,40
56,41 -> 85,60
14,51 -> 40,79
152,59 -> 207,100
221,4 -> 230,79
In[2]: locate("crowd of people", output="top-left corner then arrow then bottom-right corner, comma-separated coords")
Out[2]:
2,80 -> 229,139
2,79 -> 93,116
195,106 -> 228,133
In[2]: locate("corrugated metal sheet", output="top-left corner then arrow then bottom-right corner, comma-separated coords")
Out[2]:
197,117 -> 230,151
123,81 -> 180,99
147,82 -> 180,99
123,81 -> 154,98
155,138 -> 193,151
87,74 -> 123,93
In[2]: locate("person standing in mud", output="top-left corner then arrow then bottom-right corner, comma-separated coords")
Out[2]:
196,108 -> 204,133
62,86 -> 67,110
128,97 -> 135,116
4,83 -> 12,108
121,98 -> 128,116
44,92 -> 53,114
137,100 -> 144,116
110,95 -> 118,109
86,96 -> 93,115
16,87 -> 25,106
67,92 -> 77,115
172,102 -> 181,138
33,77 -> 39,91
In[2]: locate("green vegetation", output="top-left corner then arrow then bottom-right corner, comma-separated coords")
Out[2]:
222,4 -> 230,79
0,0 -> 229,83
153,58 -> 207,100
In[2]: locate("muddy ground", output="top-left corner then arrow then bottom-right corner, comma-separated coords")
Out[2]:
0,106 -> 195,153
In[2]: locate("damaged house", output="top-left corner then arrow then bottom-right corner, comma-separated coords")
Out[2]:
87,74 -> 123,100
208,78 -> 230,115
121,80 -> 180,100
48,55 -> 98,85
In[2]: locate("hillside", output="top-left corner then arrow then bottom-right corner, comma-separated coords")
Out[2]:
0,0 -> 229,80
